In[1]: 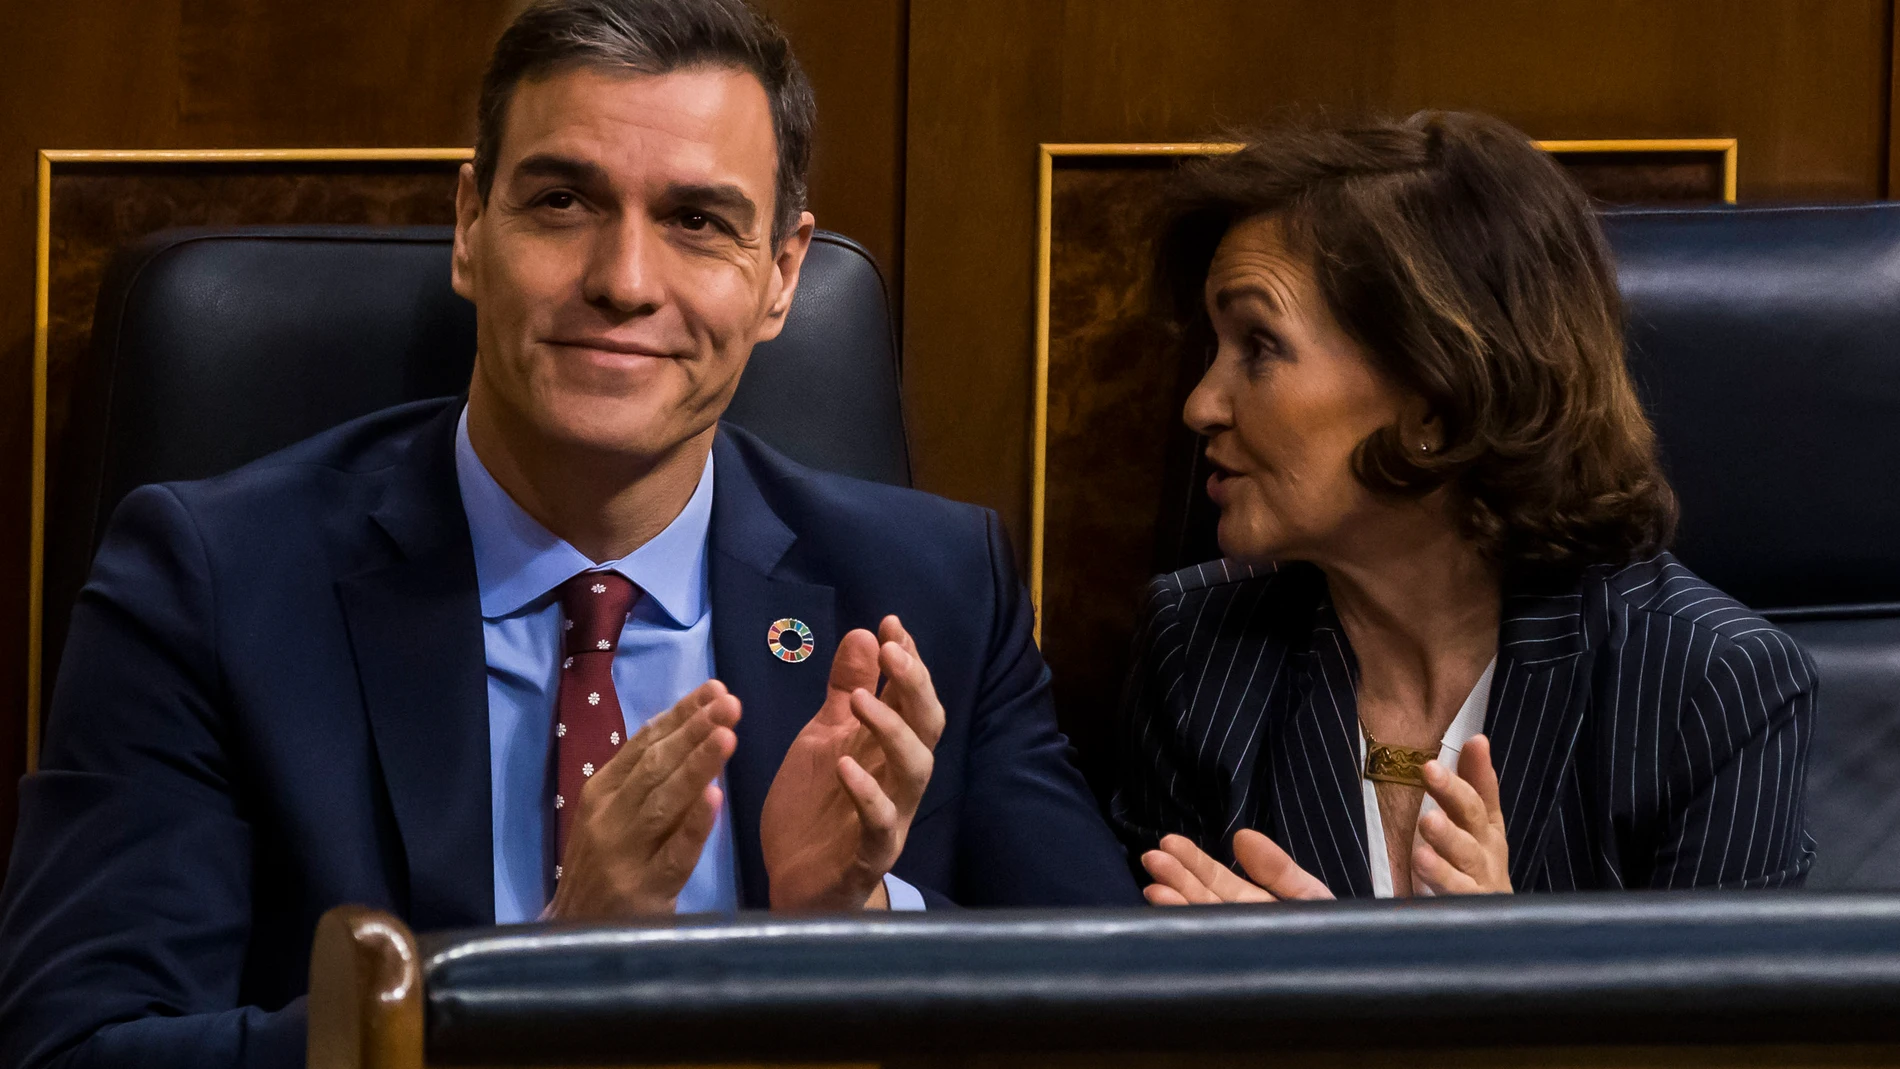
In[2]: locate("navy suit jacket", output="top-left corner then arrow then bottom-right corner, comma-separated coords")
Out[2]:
0,399 -> 1139,1069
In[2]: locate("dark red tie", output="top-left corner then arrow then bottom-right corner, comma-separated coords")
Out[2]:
551,571 -> 637,880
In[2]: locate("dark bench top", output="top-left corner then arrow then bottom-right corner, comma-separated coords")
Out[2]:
419,892 -> 1900,1064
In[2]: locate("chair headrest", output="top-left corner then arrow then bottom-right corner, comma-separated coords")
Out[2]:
1603,204 -> 1900,613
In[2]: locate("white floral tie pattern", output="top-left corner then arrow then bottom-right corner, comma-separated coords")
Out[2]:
552,570 -> 637,875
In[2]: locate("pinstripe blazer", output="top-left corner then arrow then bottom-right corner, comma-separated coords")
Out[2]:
1110,552 -> 1817,895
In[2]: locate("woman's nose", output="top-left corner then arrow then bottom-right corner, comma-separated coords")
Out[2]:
1183,358 -> 1232,438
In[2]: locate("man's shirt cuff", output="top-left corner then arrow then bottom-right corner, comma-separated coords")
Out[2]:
884,873 -> 926,911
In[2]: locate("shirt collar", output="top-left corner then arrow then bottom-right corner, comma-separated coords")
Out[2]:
454,406 -> 713,626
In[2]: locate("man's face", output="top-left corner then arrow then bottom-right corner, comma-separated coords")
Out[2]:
453,64 -> 812,463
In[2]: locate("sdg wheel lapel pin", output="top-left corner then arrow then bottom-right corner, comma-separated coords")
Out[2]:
766,618 -> 815,663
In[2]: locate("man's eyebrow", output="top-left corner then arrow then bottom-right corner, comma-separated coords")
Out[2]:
510,153 -> 611,188
662,182 -> 759,231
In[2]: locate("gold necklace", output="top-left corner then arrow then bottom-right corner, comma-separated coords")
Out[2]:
1361,726 -> 1439,787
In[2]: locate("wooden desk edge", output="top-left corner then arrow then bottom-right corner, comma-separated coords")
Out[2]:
307,906 -> 1896,1069
309,905 -> 424,1069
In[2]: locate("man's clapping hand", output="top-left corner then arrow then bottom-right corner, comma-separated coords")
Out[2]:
760,615 -> 945,911
544,681 -> 740,919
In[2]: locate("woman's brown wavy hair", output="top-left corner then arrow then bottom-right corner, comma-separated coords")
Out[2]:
1157,110 -> 1677,575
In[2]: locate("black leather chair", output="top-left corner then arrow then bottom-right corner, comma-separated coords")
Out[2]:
41,224 -> 907,723
1602,204 -> 1900,891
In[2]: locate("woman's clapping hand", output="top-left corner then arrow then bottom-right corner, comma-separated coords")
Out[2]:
1140,830 -> 1334,904
1141,734 -> 1513,903
1413,734 -> 1512,895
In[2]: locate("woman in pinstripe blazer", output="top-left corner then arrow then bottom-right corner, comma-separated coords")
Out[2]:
1112,112 -> 1816,903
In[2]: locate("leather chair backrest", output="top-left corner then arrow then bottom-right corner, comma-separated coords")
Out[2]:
43,224 -> 907,714
1602,205 -> 1900,890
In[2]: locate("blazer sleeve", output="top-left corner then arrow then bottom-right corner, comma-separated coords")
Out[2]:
1107,576 -> 1214,863
0,486 -> 304,1069
1649,628 -> 1819,890
943,511 -> 1142,907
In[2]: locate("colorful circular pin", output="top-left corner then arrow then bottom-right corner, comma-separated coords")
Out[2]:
766,618 -> 815,663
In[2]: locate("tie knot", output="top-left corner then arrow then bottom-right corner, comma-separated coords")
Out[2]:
559,571 -> 638,654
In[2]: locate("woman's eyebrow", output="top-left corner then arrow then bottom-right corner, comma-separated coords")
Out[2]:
1212,281 -> 1284,314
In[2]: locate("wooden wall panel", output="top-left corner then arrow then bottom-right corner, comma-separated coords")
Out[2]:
1890,0 -> 1900,197
901,0 -> 1066,543
757,0 -> 909,301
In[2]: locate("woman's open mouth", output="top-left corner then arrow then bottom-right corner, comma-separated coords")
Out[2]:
1204,455 -> 1241,504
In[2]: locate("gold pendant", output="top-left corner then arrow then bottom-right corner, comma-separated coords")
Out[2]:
1364,741 -> 1436,787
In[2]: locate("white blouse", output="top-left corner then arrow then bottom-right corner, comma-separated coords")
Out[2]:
1359,657 -> 1497,899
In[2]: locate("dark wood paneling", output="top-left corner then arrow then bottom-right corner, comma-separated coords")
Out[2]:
901,0 -> 1067,538
1889,0 -> 1899,196
171,1 -> 511,145
903,0 -> 1892,620
1556,149 -> 1730,204
757,0 -> 909,300
1040,158 -> 1191,786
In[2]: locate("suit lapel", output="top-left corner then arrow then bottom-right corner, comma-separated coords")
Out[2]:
1267,594 -> 1373,899
707,430 -> 836,910
336,404 -> 494,929
1260,571 -> 1599,897
1485,581 -> 1597,890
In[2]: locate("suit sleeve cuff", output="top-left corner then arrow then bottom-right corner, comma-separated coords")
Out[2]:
884,873 -> 926,911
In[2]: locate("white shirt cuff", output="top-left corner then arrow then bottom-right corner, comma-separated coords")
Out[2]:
884,872 -> 926,911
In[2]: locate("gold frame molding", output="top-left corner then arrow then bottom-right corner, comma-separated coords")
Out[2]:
27,147 -> 474,770
1029,137 -> 1739,626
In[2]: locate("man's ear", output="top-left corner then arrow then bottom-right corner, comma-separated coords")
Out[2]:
754,210 -> 816,345
451,163 -> 482,302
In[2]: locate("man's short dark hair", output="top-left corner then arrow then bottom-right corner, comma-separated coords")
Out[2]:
474,0 -> 815,247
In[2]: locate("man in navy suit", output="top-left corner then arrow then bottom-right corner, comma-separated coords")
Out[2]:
0,1 -> 1139,1065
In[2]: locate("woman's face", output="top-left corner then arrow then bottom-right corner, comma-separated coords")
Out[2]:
1184,213 -> 1421,565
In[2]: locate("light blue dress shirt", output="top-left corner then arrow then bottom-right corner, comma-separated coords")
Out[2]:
455,409 -> 922,921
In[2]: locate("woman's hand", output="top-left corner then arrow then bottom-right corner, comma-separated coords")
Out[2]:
1141,830 -> 1335,904
1413,733 -> 1513,894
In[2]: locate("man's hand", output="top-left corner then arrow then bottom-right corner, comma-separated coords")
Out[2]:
1141,831 -> 1335,904
760,615 -> 945,911
545,681 -> 741,919
1413,734 -> 1513,895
